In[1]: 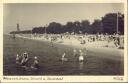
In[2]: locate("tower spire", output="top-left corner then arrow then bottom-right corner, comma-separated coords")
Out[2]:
17,23 -> 20,31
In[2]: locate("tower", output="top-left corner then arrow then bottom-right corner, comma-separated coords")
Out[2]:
17,23 -> 20,31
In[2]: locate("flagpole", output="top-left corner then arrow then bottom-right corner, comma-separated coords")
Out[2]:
117,12 -> 118,34
45,24 -> 47,34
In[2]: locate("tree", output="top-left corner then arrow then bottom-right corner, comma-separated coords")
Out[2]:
73,21 -> 81,33
81,20 -> 90,33
65,21 -> 74,33
32,27 -> 45,34
47,22 -> 62,34
101,13 -> 124,34
30,12 -> 124,35
118,14 -> 124,34
91,19 -> 102,34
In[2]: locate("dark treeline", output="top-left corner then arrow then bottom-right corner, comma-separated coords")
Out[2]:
32,13 -> 124,35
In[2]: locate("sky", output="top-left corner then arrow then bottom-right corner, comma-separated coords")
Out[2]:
3,3 -> 124,34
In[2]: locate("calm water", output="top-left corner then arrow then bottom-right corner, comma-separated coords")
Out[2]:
3,35 -> 124,75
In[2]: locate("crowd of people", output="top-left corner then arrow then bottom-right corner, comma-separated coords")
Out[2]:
17,33 -> 124,49
15,48 -> 87,71
61,49 -> 87,62
16,52 -> 39,70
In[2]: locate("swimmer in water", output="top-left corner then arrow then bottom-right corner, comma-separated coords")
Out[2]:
61,52 -> 68,61
31,56 -> 39,70
20,52 -> 29,67
79,50 -> 84,62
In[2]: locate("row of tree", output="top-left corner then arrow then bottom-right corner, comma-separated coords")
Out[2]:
32,13 -> 124,35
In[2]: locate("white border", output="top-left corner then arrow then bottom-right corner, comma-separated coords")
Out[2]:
0,0 -> 127,82
0,1 -> 3,82
2,0 -> 125,3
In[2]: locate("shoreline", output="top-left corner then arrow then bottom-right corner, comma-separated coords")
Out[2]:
5,34 -> 124,58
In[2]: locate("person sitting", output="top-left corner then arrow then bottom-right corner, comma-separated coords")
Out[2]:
31,56 -> 39,70
61,52 -> 68,61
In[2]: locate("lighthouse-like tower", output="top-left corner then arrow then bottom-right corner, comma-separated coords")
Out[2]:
17,23 -> 20,31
